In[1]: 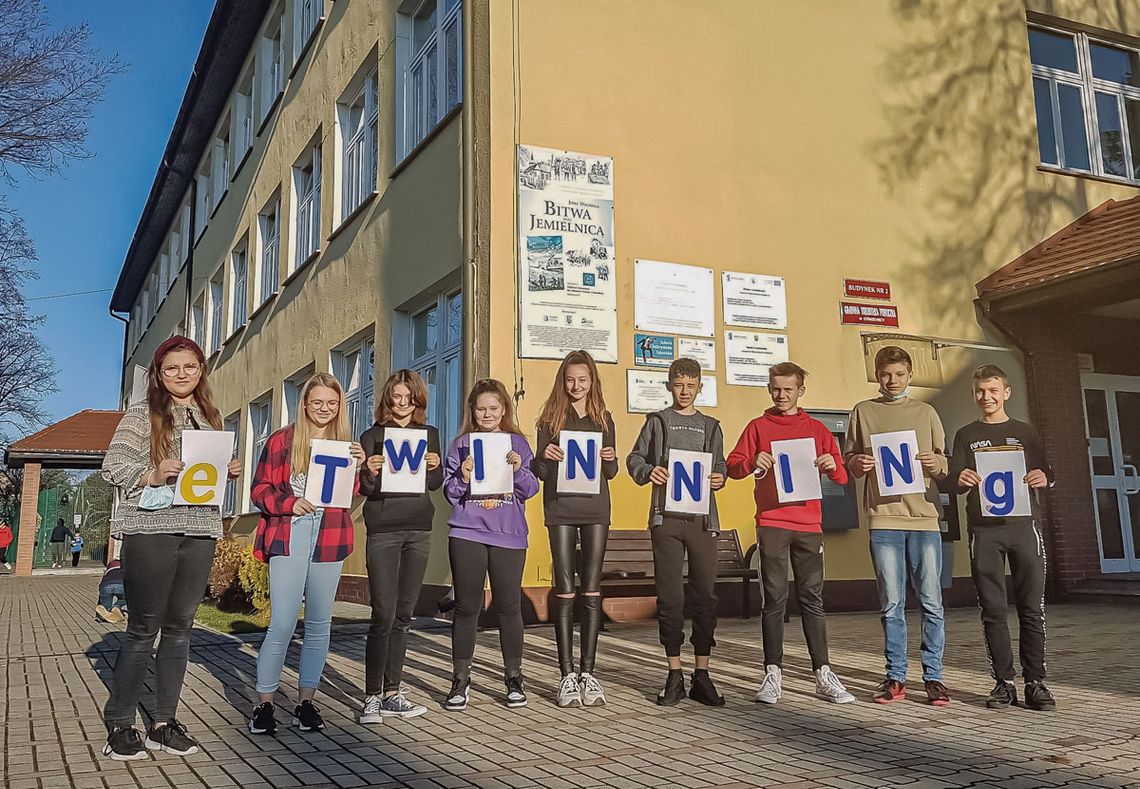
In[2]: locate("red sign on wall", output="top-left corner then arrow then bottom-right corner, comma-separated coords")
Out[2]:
840,301 -> 900,327
843,278 -> 892,300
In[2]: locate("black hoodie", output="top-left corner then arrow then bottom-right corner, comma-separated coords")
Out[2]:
358,422 -> 444,532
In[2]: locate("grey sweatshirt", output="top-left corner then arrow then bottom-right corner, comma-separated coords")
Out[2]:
626,408 -> 727,531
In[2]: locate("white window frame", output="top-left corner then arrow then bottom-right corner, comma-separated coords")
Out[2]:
283,364 -> 315,427
191,294 -> 205,349
331,333 -> 375,440
208,272 -> 224,355
129,305 -> 140,351
157,251 -> 171,302
396,287 -> 463,446
250,395 -> 274,474
213,116 -> 232,206
194,154 -> 212,238
294,0 -> 324,60
336,68 -> 378,223
258,194 -> 281,304
235,67 -> 255,160
397,0 -> 462,160
1030,24 -> 1140,182
223,412 -> 241,516
292,143 -> 321,268
230,241 -> 249,334
259,8 -> 285,122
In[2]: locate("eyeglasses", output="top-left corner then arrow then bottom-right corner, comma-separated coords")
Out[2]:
305,399 -> 340,411
161,364 -> 202,378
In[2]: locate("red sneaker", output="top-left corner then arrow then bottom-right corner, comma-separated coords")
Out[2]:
872,678 -> 906,703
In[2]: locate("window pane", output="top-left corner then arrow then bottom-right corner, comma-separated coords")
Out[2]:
1097,489 -> 1125,559
1085,389 -> 1115,476
447,292 -> 462,343
413,0 -> 437,52
1028,28 -> 1078,73
446,17 -> 460,109
413,306 -> 439,357
426,45 -> 438,124
1127,99 -> 1140,179
445,353 -> 461,445
1095,92 -> 1127,176
1033,78 -> 1058,166
1090,42 -> 1140,88
1057,84 -> 1091,171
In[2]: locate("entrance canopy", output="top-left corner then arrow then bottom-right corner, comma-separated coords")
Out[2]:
3,410 -> 124,576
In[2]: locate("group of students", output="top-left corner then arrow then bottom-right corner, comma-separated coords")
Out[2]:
97,335 -> 1057,763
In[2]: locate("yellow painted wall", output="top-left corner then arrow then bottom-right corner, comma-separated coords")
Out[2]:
483,0 -> 1140,588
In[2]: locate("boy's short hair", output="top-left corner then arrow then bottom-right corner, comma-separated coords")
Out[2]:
972,364 -> 1009,385
668,358 -> 702,382
768,362 -> 807,387
874,345 -> 913,373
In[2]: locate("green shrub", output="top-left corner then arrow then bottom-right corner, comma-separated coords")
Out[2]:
208,537 -> 248,610
238,545 -> 271,625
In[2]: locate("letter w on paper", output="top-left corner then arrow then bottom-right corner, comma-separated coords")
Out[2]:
381,427 -> 429,494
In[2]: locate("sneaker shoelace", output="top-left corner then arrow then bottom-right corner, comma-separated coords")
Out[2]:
582,675 -> 603,695
363,696 -> 382,716
818,669 -> 845,694
760,672 -> 780,693
559,675 -> 579,696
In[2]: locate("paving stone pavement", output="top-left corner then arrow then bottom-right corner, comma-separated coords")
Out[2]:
2,575 -> 1139,789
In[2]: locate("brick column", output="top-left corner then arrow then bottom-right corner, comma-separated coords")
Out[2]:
15,463 -> 40,577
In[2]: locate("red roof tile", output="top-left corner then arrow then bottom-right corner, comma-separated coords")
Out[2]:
7,410 -> 125,456
977,196 -> 1140,298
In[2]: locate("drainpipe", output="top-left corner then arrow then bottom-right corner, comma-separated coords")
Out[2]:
461,0 -> 476,391
108,308 -> 130,408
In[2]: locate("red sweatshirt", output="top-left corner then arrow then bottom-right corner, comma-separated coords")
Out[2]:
726,408 -> 848,532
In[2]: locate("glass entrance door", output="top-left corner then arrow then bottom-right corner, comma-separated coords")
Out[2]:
1082,374 -> 1140,573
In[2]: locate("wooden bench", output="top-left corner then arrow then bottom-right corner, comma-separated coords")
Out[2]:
599,529 -> 760,618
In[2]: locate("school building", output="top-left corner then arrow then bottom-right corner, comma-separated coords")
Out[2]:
109,0 -> 1140,615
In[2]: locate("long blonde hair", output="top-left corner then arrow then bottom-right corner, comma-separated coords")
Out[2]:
148,338 -> 222,464
458,379 -> 523,436
290,373 -> 352,471
536,350 -> 609,436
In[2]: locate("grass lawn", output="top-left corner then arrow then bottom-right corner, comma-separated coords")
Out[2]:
195,602 -> 372,635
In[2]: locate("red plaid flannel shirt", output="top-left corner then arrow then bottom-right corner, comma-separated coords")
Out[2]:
251,426 -> 360,563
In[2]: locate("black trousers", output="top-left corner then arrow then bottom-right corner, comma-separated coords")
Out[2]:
449,537 -> 526,677
970,523 -> 1047,682
72,551 -> 81,567
651,520 -> 718,657
757,527 -> 830,670
549,523 -> 608,676
104,533 -> 216,729
365,530 -> 431,695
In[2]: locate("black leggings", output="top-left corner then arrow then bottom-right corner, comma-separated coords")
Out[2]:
449,537 -> 526,679
549,523 -> 608,676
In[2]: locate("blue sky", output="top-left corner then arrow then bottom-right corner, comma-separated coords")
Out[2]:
11,1 -> 212,425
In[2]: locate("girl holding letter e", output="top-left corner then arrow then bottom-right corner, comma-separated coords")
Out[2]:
357,369 -> 443,723
442,379 -> 538,711
249,373 -> 364,736
532,350 -> 619,708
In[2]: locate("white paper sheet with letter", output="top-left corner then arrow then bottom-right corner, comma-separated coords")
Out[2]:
470,433 -> 514,496
664,449 -> 713,515
976,449 -> 1031,517
304,439 -> 356,508
380,428 -> 429,494
557,430 -> 602,495
174,430 -> 236,507
771,438 -> 822,503
870,430 -> 927,497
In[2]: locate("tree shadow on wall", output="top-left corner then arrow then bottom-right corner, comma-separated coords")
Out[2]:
868,0 -> 1134,334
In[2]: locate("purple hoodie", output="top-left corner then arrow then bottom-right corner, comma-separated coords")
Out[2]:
444,432 -> 539,549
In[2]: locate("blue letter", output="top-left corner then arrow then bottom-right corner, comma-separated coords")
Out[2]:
472,438 -> 485,482
384,438 -> 427,472
984,471 -> 1015,516
778,453 -> 794,496
879,443 -> 914,488
565,438 -> 597,481
671,460 -> 703,503
312,454 -> 351,504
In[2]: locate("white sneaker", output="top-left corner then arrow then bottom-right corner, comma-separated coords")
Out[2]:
360,694 -> 384,724
755,665 -> 782,704
815,665 -> 856,704
3,562 -> 11,570
579,673 -> 606,707
556,674 -> 581,708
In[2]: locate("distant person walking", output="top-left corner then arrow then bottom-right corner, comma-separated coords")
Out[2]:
70,532 -> 85,567
50,518 -> 73,568
0,519 -> 13,570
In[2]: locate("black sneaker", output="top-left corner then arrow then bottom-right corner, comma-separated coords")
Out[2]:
689,671 -> 726,707
144,719 -> 200,756
657,670 -> 686,706
444,675 -> 471,711
102,726 -> 148,761
293,700 -> 325,731
249,702 -> 277,735
986,680 -> 1017,709
505,675 -> 527,708
1024,680 -> 1056,711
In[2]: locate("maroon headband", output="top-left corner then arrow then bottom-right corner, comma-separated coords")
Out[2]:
153,335 -> 205,368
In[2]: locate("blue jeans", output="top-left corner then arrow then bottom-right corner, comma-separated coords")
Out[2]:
256,513 -> 345,694
99,582 -> 126,610
869,529 -> 945,682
